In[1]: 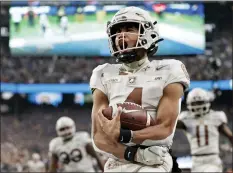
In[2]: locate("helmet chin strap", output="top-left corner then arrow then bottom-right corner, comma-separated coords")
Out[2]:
122,55 -> 149,73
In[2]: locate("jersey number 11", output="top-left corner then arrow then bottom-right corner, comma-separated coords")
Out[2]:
196,125 -> 209,147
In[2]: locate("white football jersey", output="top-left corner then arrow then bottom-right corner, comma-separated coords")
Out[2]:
90,59 -> 190,154
179,110 -> 228,155
27,160 -> 45,172
49,131 -> 95,172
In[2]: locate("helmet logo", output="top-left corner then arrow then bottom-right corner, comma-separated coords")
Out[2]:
115,15 -> 127,22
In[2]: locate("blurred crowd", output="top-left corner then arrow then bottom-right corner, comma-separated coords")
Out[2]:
1,105 -> 232,172
1,107 -> 92,172
1,29 -> 232,84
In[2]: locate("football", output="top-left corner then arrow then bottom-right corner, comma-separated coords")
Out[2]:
102,102 -> 155,131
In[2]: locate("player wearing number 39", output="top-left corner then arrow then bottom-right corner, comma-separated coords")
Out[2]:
90,6 -> 190,172
48,116 -> 104,172
177,88 -> 233,172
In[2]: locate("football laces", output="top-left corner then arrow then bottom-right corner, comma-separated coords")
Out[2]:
123,102 -> 142,108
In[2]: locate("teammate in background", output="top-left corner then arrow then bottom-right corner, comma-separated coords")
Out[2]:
60,15 -> 69,36
177,88 -> 233,172
90,6 -> 190,172
39,13 -> 50,36
27,153 -> 46,172
48,116 -> 104,172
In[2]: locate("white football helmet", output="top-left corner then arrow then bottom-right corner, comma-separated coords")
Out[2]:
56,116 -> 76,140
107,6 -> 163,63
186,88 -> 211,116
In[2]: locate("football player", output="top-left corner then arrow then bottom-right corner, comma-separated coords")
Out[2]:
60,15 -> 69,36
27,153 -> 46,172
39,13 -> 50,36
177,88 -> 233,172
48,116 -> 104,172
90,6 -> 190,172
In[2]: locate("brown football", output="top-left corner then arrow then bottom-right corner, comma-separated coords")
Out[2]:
102,102 -> 155,131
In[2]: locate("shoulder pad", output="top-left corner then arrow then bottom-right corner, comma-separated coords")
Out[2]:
92,63 -> 109,73
213,110 -> 228,124
164,59 -> 190,91
75,131 -> 91,144
49,137 -> 61,153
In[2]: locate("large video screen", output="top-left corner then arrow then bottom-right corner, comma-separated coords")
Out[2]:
9,3 -> 205,56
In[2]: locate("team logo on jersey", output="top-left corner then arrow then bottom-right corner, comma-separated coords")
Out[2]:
156,64 -> 170,71
107,77 -> 121,83
154,76 -> 162,80
142,65 -> 150,71
128,76 -> 137,84
147,76 -> 162,82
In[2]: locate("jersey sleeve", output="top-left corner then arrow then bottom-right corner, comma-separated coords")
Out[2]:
89,63 -> 108,95
164,60 -> 190,91
80,131 -> 92,145
217,111 -> 228,126
49,138 -> 58,155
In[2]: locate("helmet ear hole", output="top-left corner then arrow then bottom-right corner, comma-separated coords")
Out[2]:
151,34 -> 156,39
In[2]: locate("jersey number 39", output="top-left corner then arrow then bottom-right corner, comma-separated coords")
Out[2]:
59,149 -> 83,164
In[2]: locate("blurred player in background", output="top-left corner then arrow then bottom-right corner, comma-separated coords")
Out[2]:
11,9 -> 22,33
90,6 -> 190,172
60,15 -> 69,36
27,7 -> 36,27
39,13 -> 50,36
57,6 -> 65,24
177,88 -> 233,172
48,116 -> 104,172
27,153 -> 46,172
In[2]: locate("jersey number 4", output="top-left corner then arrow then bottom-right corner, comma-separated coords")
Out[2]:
59,149 -> 83,164
196,125 -> 209,147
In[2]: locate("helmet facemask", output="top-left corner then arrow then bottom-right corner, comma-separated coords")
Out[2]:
187,100 -> 210,117
107,20 -> 163,63
57,126 -> 75,140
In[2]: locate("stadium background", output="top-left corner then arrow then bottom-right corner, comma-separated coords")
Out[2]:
0,0 -> 232,172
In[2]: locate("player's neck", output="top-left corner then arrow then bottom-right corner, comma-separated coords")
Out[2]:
122,56 -> 149,73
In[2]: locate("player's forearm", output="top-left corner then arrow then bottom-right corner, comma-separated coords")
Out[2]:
132,121 -> 173,144
86,143 -> 104,172
111,143 -> 126,160
229,136 -> 233,145
94,133 -> 126,160
93,133 -> 117,153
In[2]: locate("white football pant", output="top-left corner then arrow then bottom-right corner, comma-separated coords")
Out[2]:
104,152 -> 173,172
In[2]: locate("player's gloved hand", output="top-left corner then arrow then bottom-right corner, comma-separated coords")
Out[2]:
135,146 -> 167,165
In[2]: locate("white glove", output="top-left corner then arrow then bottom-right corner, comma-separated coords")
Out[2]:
136,146 -> 167,165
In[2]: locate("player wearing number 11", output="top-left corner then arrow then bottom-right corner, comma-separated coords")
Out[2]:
177,88 -> 233,172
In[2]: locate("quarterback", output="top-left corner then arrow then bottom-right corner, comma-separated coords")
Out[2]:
48,116 -> 104,172
90,6 -> 190,172
177,88 -> 233,172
